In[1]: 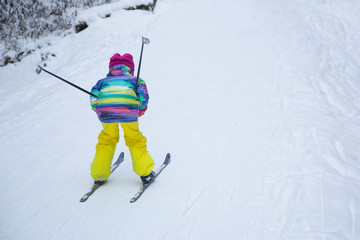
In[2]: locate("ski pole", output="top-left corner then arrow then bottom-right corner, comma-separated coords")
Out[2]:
35,65 -> 97,98
135,37 -> 150,90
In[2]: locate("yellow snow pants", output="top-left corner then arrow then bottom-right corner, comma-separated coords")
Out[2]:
91,121 -> 154,181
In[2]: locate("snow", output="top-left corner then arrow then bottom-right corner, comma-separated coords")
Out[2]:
1,0 -> 360,239
75,0 -> 154,22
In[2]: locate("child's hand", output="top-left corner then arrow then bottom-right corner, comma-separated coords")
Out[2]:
139,107 -> 147,117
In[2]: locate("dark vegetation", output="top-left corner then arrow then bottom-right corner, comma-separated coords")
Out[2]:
0,0 -> 158,67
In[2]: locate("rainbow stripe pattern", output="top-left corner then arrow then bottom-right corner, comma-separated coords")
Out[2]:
90,65 -> 149,123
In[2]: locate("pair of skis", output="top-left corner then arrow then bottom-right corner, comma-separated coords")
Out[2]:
80,152 -> 171,203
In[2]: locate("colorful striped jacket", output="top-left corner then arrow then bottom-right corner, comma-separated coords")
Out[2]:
90,65 -> 149,123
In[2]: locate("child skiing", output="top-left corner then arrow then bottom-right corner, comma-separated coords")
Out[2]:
89,53 -> 155,185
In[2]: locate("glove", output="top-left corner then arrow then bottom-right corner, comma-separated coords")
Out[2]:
139,107 -> 147,117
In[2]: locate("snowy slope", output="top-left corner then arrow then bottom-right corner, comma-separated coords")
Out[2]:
1,0 -> 360,239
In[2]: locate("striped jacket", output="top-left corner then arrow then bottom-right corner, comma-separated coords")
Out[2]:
90,65 -> 149,123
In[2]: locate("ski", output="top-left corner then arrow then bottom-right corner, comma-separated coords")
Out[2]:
80,152 -> 124,202
130,153 -> 171,203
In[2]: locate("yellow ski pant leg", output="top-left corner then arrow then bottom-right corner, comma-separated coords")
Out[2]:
91,122 -> 119,181
120,121 -> 154,177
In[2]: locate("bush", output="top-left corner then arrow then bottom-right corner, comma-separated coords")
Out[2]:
126,0 -> 157,12
0,0 -> 158,66
0,0 -> 111,66
75,21 -> 89,33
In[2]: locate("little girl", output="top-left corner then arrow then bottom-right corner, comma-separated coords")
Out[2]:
89,53 -> 154,184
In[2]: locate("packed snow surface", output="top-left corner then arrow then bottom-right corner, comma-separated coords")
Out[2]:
1,0 -> 360,239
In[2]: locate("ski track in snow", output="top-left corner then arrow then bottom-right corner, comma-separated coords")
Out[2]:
251,1 -> 360,239
1,0 -> 360,239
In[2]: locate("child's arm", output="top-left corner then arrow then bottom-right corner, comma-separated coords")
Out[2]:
90,80 -> 102,111
136,78 -> 149,115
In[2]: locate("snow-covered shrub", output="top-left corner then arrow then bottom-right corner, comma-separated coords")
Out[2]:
75,21 -> 89,33
0,0 -> 158,67
0,0 -> 112,66
126,0 -> 157,11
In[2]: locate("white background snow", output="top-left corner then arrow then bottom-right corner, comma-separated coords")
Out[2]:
1,0 -> 360,239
